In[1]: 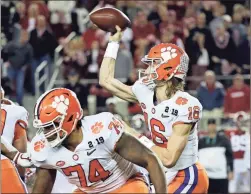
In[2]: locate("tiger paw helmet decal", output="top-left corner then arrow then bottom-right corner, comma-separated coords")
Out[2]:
51,95 -> 70,115
160,46 -> 178,62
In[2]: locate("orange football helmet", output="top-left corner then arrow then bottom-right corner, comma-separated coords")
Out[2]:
33,88 -> 83,147
139,43 -> 189,85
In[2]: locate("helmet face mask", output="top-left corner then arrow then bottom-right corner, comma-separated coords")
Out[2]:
138,57 -> 162,84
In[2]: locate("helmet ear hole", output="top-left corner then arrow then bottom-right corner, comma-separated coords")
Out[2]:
68,115 -> 74,122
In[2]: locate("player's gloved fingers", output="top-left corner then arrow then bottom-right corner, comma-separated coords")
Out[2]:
14,152 -> 33,167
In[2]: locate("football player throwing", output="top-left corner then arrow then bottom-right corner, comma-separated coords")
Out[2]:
99,26 -> 209,193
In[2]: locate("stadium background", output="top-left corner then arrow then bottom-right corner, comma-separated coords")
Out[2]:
1,0 -> 250,193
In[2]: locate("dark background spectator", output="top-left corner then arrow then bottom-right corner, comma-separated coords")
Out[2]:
233,25 -> 250,74
159,25 -> 184,49
2,30 -> 33,105
188,33 -> 210,89
132,10 -> 156,65
62,37 -> 87,79
224,74 -> 250,117
48,0 -> 76,39
197,70 -> 225,112
64,68 -> 89,109
197,70 -> 225,128
29,15 -> 57,94
210,25 -> 236,76
186,12 -> 213,60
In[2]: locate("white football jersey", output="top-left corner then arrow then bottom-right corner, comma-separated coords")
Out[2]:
1,101 -> 29,160
132,78 -> 203,171
29,112 -> 147,193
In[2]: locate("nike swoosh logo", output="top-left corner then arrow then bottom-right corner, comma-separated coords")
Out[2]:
161,113 -> 169,118
87,149 -> 96,156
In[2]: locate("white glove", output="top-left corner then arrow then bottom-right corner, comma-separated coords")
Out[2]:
13,152 -> 33,167
1,136 -> 33,167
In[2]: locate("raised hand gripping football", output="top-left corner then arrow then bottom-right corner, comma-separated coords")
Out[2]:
109,26 -> 123,42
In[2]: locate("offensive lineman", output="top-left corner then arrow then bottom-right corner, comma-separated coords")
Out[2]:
1,88 -> 167,193
0,87 -> 29,193
99,26 -> 209,193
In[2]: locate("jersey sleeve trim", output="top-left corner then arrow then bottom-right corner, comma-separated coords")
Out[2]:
17,119 -> 28,129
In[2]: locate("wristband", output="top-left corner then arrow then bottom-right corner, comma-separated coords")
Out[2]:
138,135 -> 155,149
104,41 -> 120,59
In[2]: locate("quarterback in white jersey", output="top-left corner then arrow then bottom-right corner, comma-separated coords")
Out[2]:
1,88 -> 167,194
99,26 -> 209,193
0,87 -> 28,193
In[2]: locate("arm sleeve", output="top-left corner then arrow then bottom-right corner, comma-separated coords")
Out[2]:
224,136 -> 234,172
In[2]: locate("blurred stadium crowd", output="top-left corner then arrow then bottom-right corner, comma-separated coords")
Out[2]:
1,0 -> 250,193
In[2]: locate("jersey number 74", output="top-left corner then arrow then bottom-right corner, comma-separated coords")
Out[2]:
62,159 -> 112,187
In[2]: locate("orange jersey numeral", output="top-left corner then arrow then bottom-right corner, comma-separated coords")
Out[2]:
62,165 -> 88,187
108,120 -> 121,135
188,106 -> 200,120
89,159 -> 111,183
62,159 -> 111,187
150,118 -> 168,148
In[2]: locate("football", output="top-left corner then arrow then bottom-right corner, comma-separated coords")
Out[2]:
89,7 -> 131,33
